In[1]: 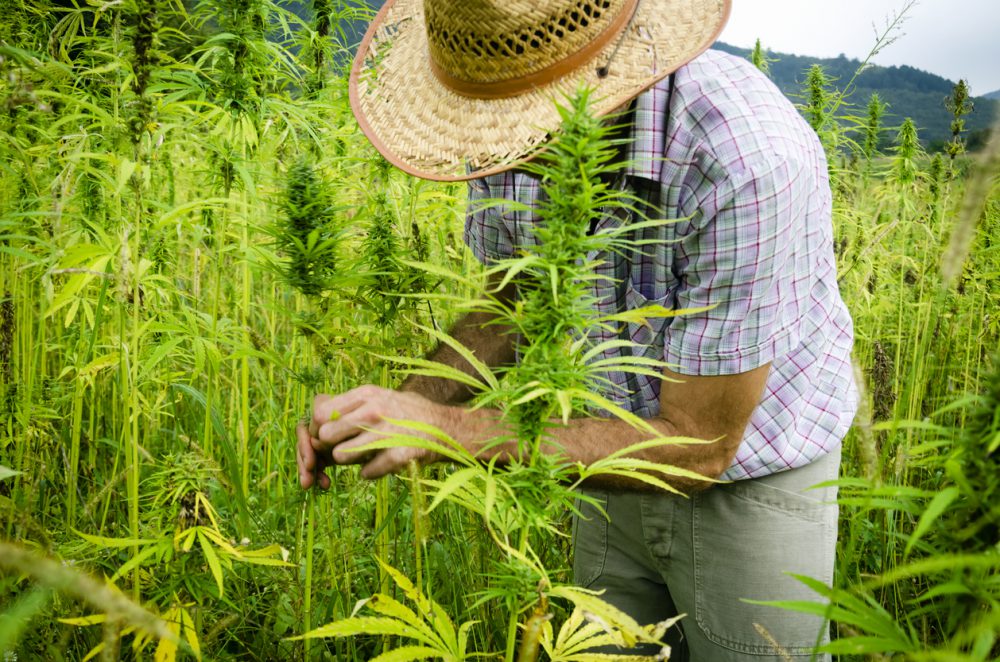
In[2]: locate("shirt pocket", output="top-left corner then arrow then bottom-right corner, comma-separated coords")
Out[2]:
691,474 -> 838,655
623,276 -> 672,358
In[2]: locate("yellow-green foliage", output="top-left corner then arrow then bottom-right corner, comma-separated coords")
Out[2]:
0,1 -> 999,661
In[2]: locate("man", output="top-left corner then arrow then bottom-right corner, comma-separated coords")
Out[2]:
296,0 -> 858,658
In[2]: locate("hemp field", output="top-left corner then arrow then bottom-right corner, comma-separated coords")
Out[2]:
1,2 -> 998,660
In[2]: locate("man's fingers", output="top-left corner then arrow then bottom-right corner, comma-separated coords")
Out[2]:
298,387 -> 439,489
298,453 -> 312,489
330,433 -> 380,466
313,400 -> 387,450
312,386 -> 381,433
359,452 -> 396,480
315,416 -> 375,449
295,424 -> 315,490
296,424 -> 315,472
298,422 -> 336,490
296,424 -> 312,490
309,394 -> 332,437
312,393 -> 333,410
360,448 -> 422,480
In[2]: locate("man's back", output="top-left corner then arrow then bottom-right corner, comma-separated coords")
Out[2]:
466,49 -> 858,480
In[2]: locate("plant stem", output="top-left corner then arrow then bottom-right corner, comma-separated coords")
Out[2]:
304,490 -> 315,661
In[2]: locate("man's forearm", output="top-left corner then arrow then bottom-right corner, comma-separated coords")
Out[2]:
311,362 -> 763,491
454,364 -> 768,492
553,415 -> 734,493
384,276 -> 763,493
401,309 -> 517,405
456,409 -> 735,494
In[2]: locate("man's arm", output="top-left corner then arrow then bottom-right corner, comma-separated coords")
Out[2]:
546,363 -> 770,492
301,361 -> 770,492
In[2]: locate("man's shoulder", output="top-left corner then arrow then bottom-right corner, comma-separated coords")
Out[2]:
666,49 -> 823,178
675,49 -> 784,109
680,49 -> 760,82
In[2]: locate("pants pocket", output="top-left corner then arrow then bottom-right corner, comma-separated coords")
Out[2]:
572,488 -> 609,589
691,472 -> 838,656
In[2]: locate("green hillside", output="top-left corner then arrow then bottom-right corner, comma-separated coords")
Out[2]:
714,42 -> 997,151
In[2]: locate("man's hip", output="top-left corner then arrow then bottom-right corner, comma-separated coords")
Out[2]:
573,446 -> 841,661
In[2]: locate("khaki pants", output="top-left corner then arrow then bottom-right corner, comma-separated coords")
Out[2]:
572,447 -> 840,661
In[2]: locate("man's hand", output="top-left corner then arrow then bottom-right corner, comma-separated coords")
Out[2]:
296,387 -> 455,487
295,278 -> 517,490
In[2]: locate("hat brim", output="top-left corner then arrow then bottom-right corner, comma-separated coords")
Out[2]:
349,0 -> 732,182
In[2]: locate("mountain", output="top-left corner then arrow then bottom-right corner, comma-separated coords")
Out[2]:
328,6 -> 994,151
713,42 -> 996,151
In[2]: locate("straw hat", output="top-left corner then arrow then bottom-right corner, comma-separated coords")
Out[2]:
349,0 -> 732,181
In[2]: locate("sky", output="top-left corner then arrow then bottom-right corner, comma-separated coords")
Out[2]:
719,0 -> 1000,96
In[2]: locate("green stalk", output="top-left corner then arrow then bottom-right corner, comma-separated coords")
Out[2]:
11,280 -> 40,535
67,380 -> 85,526
376,358 -> 391,597
272,299 -> 289,501
329,347 -> 348,660
304,489 -> 315,661
407,460 -> 424,596
67,268 -> 110,527
203,187 -> 229,461
299,289 -> 316,660
1,253 -> 18,526
241,201 -> 252,502
128,220 -> 142,602
494,89 -> 627,661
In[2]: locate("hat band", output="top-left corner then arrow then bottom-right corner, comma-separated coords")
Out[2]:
428,0 -> 641,100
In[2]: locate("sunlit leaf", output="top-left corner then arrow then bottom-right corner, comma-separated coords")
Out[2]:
904,486 -> 959,557
547,586 -> 653,649
425,467 -> 482,514
0,465 -> 21,482
409,322 -> 500,391
58,614 -> 107,627
363,594 -> 444,651
178,607 -> 201,661
291,616 -> 432,642
75,530 -> 159,549
154,614 -> 180,662
109,541 -> 166,584
368,646 -> 445,662
80,352 -> 120,378
197,531 -> 225,598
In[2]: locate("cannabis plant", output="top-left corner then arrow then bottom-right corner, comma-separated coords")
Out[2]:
63,453 -> 290,661
860,92 -> 887,166
297,88 -> 705,661
277,157 -> 341,299
944,79 -> 974,167
750,39 -> 775,78
881,118 -> 925,223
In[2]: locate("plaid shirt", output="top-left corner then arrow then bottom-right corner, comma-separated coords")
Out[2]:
464,50 -> 857,480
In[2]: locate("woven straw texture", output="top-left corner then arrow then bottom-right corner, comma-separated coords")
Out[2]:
426,0 -> 629,85
350,0 -> 731,181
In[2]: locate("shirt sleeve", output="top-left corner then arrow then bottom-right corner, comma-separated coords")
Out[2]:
463,174 -> 515,265
663,155 -> 817,376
